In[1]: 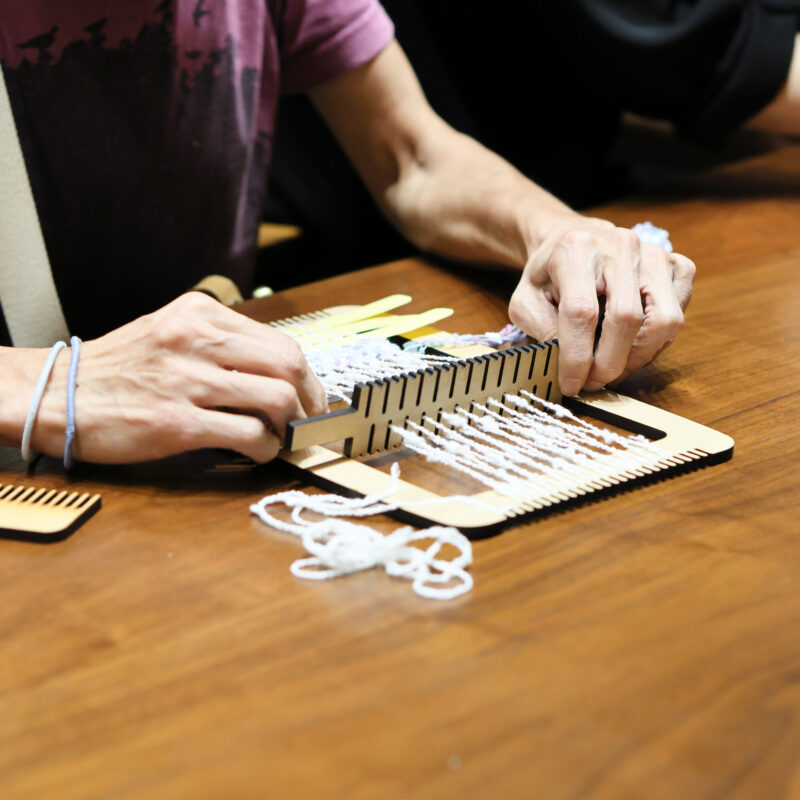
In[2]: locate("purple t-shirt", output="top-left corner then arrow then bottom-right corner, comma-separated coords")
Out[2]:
0,0 -> 393,339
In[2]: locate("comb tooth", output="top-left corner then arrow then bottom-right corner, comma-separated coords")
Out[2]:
16,487 -> 37,503
62,492 -> 81,507
74,492 -> 92,508
49,491 -> 70,507
478,354 -> 493,392
448,359 -> 471,409
417,367 -> 438,410
445,362 -> 458,399
28,488 -> 48,503
523,345 -> 538,382
8,486 -> 27,501
39,489 -> 59,505
397,373 -> 409,411
506,347 -> 522,384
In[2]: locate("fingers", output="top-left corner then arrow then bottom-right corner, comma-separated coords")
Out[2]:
670,252 -> 696,310
191,408 -> 282,463
584,230 -> 643,391
508,281 -> 559,342
191,367 -> 309,442
156,292 -> 328,417
622,248 -> 686,375
215,330 -> 328,418
514,225 -> 695,394
548,232 -> 601,395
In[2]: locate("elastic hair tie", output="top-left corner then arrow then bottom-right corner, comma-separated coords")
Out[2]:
21,340 -> 67,462
63,336 -> 82,469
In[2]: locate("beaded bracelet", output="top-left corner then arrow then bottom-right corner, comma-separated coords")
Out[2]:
21,340 -> 67,462
63,336 -> 82,469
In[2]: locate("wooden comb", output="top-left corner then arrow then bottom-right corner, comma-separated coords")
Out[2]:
0,484 -> 101,542
287,341 -> 560,456
280,340 -> 734,536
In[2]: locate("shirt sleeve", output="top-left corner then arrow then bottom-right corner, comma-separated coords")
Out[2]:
278,0 -> 395,93
537,0 -> 800,141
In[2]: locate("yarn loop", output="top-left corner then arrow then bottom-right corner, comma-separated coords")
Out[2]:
250,464 -> 473,600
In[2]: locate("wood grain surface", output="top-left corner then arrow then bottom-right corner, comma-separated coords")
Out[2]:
1,147 -> 799,800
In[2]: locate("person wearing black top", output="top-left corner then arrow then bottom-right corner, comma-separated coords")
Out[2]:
264,0 -> 800,275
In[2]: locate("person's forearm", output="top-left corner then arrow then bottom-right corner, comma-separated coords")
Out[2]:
0,346 -> 66,450
381,120 -> 587,270
311,39 -> 694,395
310,41 -> 588,272
1,295 -> 328,465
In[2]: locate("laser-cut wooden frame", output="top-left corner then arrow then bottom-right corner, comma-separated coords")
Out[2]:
279,342 -> 733,537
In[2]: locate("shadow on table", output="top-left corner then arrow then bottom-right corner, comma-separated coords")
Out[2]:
29,449 -> 296,496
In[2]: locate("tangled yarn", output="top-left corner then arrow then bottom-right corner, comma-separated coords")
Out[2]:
250,464 -> 473,600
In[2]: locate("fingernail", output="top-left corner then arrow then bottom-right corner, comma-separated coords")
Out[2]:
584,381 -> 605,392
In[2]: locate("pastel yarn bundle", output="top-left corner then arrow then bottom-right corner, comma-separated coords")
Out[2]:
402,323 -> 526,354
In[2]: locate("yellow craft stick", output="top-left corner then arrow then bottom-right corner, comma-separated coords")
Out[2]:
330,307 -> 454,338
315,294 -> 413,329
285,309 -> 457,353
272,298 -> 455,353
356,307 -> 454,340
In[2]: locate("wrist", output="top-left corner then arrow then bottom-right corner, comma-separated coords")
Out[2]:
0,346 -> 68,455
32,349 -> 70,459
519,208 -> 615,264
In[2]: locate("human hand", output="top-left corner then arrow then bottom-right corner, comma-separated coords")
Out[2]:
34,292 -> 328,464
508,217 -> 696,395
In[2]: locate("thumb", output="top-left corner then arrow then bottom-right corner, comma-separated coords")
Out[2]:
509,282 -> 559,342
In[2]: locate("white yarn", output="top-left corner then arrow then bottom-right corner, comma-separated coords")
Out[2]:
305,338 -> 453,404
632,221 -> 673,253
402,322 -> 526,353
394,392 -> 668,501
250,464 -> 474,600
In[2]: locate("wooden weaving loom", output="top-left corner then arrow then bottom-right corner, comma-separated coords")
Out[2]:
274,296 -> 734,537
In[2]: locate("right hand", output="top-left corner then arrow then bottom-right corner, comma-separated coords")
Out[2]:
34,292 -> 328,464
508,218 -> 695,395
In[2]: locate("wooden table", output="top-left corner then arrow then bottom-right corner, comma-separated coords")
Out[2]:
2,147 -> 799,800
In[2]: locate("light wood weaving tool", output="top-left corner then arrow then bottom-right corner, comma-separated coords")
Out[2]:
0,484 -> 101,542
275,302 -> 734,537
287,342 -> 561,457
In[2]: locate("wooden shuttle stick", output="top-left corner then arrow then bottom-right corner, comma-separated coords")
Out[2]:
286,341 -> 561,457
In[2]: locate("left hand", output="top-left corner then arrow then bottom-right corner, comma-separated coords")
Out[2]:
508,216 -> 696,395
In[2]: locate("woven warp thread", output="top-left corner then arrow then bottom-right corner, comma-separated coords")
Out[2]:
394,392 -> 668,501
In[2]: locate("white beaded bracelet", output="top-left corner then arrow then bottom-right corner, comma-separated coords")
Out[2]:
21,340 -> 67,462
